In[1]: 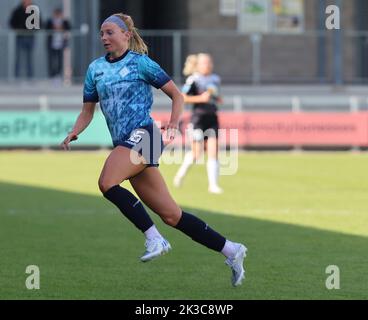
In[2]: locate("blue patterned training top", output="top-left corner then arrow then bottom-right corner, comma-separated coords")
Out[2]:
83,50 -> 171,144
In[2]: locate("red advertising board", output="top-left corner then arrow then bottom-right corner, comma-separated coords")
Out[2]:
151,111 -> 368,147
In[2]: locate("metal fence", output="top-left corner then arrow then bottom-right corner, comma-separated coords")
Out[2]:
1,86 -> 367,113
1,29 -> 368,85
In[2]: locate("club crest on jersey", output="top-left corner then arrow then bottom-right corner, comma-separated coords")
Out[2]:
119,66 -> 130,78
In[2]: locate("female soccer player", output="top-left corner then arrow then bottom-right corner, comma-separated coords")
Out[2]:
61,13 -> 246,286
174,53 -> 224,194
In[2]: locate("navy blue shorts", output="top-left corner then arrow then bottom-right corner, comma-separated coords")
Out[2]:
114,123 -> 164,167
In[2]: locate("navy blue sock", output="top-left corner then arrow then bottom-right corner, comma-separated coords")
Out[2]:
103,185 -> 154,233
174,211 -> 226,252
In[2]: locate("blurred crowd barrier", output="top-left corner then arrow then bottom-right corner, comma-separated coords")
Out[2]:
1,29 -> 368,84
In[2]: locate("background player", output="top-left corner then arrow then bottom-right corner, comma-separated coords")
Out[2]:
174,53 -> 224,194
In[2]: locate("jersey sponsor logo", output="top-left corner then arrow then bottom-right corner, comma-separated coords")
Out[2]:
95,71 -> 104,80
119,66 -> 130,79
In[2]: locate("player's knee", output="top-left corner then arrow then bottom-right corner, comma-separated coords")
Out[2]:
162,215 -> 179,227
160,207 -> 181,226
98,177 -> 115,194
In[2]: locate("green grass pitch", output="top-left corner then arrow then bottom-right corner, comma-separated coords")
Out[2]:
0,151 -> 367,299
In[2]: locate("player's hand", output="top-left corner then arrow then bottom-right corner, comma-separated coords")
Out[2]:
61,132 -> 78,151
160,122 -> 178,141
199,91 -> 211,103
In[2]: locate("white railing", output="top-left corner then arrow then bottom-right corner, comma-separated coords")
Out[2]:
0,92 -> 366,113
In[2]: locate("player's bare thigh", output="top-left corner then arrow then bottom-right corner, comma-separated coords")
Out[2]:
129,166 -> 182,226
98,146 -> 147,194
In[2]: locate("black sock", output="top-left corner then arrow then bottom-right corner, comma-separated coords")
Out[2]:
174,211 -> 226,252
103,185 -> 154,233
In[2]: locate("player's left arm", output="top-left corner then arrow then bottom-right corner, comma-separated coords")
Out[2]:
214,75 -> 223,105
138,55 -> 183,138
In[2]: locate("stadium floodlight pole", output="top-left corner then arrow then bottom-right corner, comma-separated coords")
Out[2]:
333,0 -> 343,86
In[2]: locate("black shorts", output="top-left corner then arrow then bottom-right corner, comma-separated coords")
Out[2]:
191,112 -> 219,141
114,123 -> 164,167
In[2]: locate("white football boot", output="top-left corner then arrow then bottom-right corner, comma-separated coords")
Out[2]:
225,244 -> 247,287
140,237 -> 172,262
208,185 -> 224,194
173,174 -> 183,188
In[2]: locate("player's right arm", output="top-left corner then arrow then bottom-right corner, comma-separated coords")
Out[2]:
61,62 -> 99,151
183,92 -> 211,104
181,76 -> 211,104
61,102 -> 96,150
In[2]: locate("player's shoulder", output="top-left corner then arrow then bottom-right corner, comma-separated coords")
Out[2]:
128,50 -> 144,58
127,51 -> 149,68
127,50 -> 150,64
210,73 -> 221,83
88,56 -> 106,70
186,73 -> 201,84
134,52 -> 160,67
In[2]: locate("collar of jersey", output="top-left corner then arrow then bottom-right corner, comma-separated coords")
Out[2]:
105,49 -> 130,63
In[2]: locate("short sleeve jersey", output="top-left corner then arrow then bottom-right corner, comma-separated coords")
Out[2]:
181,72 -> 221,114
83,50 -> 171,144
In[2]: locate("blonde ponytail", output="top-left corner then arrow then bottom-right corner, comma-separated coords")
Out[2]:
130,27 -> 148,54
183,54 -> 198,76
113,13 -> 148,55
